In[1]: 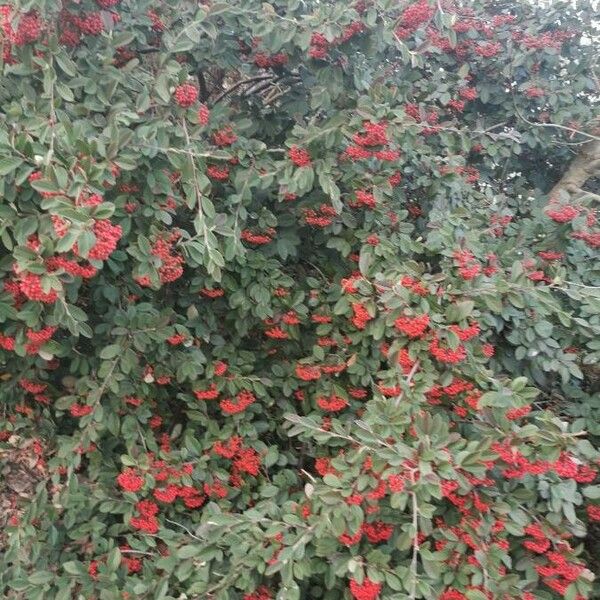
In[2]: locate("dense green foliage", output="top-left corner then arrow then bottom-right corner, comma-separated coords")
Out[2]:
0,1 -> 599,599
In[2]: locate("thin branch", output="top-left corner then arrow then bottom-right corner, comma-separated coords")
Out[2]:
243,73 -> 301,98
132,141 -> 230,160
136,46 -> 161,54
212,74 -> 275,104
165,518 -> 203,541
394,360 -> 420,407
264,86 -> 292,105
197,68 -> 209,102
181,117 -> 214,260
513,102 -> 600,142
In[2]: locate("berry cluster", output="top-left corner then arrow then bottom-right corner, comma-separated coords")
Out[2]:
349,577 -> 382,600
151,232 -> 184,284
546,204 -> 580,223
252,51 -> 288,68
395,0 -> 434,39
288,145 -> 312,167
295,364 -> 321,381
453,248 -> 482,280
207,164 -> 230,181
197,103 -> 210,125
241,228 -> 276,245
349,190 -> 376,209
316,394 -> 348,412
429,334 -> 467,364
394,314 -> 430,338
173,83 -> 199,108
220,389 -> 256,415
212,126 -> 237,147
303,204 -> 337,227
351,302 -> 373,329
17,272 -> 59,304
25,326 -> 57,355
200,287 -> 225,298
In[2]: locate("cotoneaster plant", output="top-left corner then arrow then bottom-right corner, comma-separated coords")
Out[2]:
0,1 -> 599,600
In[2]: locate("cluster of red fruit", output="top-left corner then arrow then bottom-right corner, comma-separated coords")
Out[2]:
343,120 -> 402,165
212,126 -> 237,147
14,272 -> 59,304
151,232 -> 184,284
394,313 -> 430,338
264,325 -> 289,339
316,394 -> 349,412
288,145 -> 312,167
494,442 -> 597,482
241,228 -> 276,245
200,287 -> 225,298
522,523 -> 589,598
349,576 -> 382,600
545,201 -> 599,248
0,6 -> 41,62
308,21 -> 365,60
546,203 -> 580,223
213,435 -> 262,477
303,204 -> 337,227
295,363 -> 321,381
452,248 -> 483,280
428,334 -> 468,364
348,190 -> 376,209
80,220 -> 122,261
243,586 -> 272,600
207,164 -> 230,181
58,8 -> 111,47
350,302 -> 373,329
116,459 -> 208,533
252,51 -> 288,69
394,0 -> 434,39
220,389 -> 256,415
0,332 -> 15,351
173,83 -> 199,108
24,326 -> 57,355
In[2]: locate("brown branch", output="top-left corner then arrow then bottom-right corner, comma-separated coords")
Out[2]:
549,139 -> 600,200
211,74 -> 275,104
197,69 -> 209,102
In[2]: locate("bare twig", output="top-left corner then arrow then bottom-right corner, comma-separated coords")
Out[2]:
394,359 -> 420,407
212,74 -> 275,104
165,518 -> 203,541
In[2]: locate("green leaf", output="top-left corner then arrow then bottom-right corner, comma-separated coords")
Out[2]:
106,547 -> 121,572
0,157 -> 23,176
155,73 -> 171,104
100,344 -> 121,359
62,562 -> 84,575
56,82 -> 75,102
479,390 -> 513,408
583,486 -> 600,499
55,53 -> 77,77
28,571 -> 54,585
446,300 -> 474,322
534,320 -> 553,338
177,545 -> 201,559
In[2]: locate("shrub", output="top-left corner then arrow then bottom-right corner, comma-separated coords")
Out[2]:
0,1 -> 599,599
